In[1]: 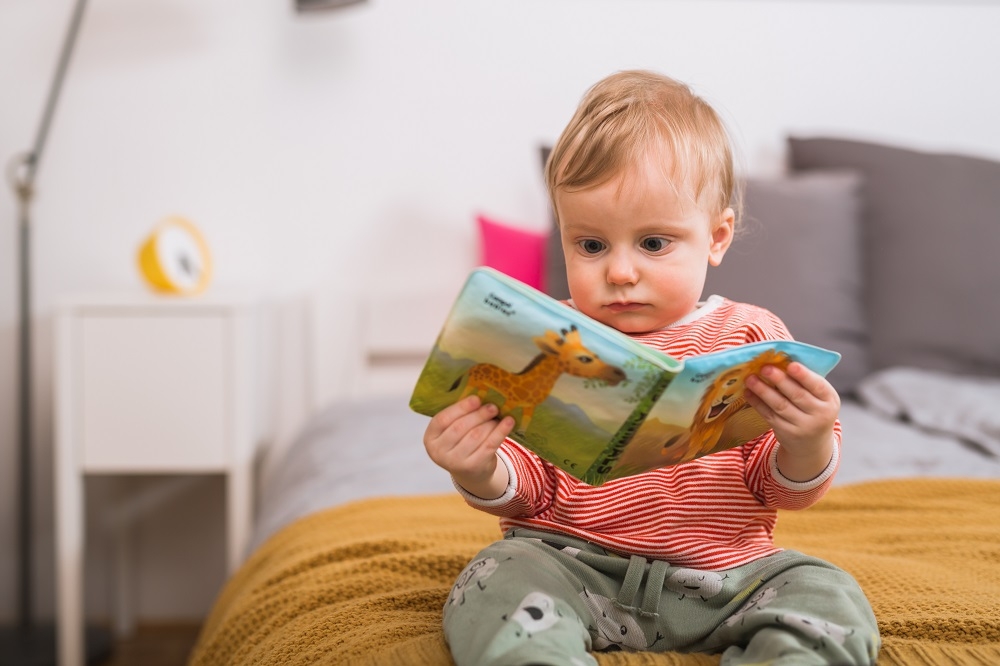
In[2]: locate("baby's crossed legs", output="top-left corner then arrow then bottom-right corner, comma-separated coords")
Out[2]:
443,529 -> 879,666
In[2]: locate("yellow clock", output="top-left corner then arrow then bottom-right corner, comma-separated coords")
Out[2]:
137,216 -> 213,295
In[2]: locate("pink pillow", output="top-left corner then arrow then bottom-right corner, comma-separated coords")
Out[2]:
476,214 -> 547,290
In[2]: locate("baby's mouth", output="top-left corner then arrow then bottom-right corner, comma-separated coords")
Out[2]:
606,302 -> 646,313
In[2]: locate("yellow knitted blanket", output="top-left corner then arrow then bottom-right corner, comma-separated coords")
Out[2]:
190,479 -> 1000,665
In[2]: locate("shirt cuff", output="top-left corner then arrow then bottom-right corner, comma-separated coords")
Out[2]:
769,438 -> 840,491
452,449 -> 519,508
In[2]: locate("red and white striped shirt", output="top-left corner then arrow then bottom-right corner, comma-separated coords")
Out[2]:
458,296 -> 841,571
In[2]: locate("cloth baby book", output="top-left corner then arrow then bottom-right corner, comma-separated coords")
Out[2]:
410,268 -> 840,486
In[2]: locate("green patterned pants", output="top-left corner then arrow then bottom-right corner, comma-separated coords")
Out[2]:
443,528 -> 880,666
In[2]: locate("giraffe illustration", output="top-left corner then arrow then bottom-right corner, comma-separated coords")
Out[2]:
450,325 -> 626,433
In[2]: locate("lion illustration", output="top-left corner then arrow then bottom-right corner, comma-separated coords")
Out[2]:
663,348 -> 791,462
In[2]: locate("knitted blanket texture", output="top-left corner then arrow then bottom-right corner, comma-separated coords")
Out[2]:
189,478 -> 1000,665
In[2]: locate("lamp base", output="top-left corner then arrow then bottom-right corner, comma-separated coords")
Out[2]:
0,624 -> 113,666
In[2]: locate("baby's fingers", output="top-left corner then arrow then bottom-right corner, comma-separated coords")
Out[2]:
470,416 -> 516,461
743,375 -> 785,423
745,368 -> 811,425
758,365 -> 814,411
425,396 -> 486,440
439,413 -> 514,479
785,362 -> 840,406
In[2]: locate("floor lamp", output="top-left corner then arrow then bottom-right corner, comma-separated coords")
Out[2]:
0,1 -> 112,664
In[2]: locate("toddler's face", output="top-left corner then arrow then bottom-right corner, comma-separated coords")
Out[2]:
555,157 -> 733,334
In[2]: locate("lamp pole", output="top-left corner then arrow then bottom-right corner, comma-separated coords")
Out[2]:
0,1 -> 109,663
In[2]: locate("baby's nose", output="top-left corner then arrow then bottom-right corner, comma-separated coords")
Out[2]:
606,252 -> 638,285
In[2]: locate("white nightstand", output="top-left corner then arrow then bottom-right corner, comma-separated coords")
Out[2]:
54,293 -> 257,666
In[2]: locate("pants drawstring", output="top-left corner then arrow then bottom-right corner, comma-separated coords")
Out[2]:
640,558 -> 669,617
615,554 -> 664,618
615,555 -> 647,609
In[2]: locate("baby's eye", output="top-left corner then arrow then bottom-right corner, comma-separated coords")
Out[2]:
640,237 -> 670,253
579,239 -> 605,255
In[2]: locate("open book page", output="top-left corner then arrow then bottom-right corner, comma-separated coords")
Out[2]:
588,340 -> 841,485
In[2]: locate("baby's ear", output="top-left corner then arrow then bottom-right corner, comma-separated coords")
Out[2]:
708,208 -> 735,266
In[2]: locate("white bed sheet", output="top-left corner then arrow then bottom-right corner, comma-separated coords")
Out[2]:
251,395 -> 454,553
835,399 -> 1000,484
250,395 -> 1000,554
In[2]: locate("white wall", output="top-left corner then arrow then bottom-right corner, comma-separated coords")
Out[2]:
2,0 -> 999,623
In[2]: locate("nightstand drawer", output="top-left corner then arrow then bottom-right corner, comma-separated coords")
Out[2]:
78,314 -> 229,471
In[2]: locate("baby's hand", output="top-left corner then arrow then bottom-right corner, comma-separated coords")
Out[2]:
743,362 -> 840,482
423,395 -> 514,498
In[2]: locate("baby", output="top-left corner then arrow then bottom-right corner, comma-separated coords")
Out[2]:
424,70 -> 880,666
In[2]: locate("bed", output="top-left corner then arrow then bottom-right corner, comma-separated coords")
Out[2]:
189,137 -> 1000,665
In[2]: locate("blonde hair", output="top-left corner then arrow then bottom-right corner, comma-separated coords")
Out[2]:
545,70 -> 742,224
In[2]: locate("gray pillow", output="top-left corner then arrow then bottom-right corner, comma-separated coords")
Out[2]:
704,172 -> 869,393
545,227 -> 570,300
789,137 -> 1000,378
540,145 -> 572,300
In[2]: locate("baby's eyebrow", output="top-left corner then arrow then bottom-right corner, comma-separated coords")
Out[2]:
560,222 -> 606,235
